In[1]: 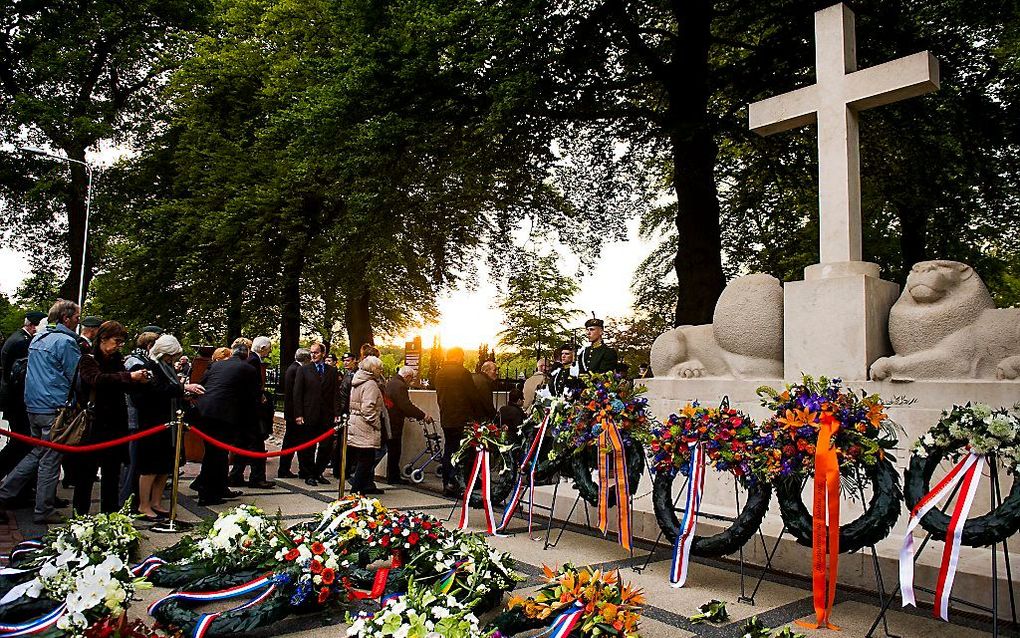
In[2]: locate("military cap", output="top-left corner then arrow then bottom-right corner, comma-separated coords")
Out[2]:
141,325 -> 164,334
584,317 -> 604,329
25,311 -> 46,325
341,352 -> 355,360
80,316 -> 104,328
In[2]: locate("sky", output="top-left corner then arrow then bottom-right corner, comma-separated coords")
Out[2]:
0,216 -> 655,351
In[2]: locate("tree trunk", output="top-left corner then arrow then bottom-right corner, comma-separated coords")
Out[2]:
345,286 -> 374,353
279,245 -> 305,368
57,146 -> 93,306
667,0 -> 726,327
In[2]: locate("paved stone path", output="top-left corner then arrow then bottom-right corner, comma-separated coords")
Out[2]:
3,450 -> 1008,637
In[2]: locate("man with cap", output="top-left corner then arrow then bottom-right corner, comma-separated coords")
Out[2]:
0,311 -> 45,482
548,343 -> 580,396
577,316 -> 618,375
79,316 -> 104,354
141,325 -> 163,335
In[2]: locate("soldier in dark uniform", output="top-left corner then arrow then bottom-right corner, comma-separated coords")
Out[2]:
577,317 -> 618,375
548,342 -> 580,396
0,311 -> 45,482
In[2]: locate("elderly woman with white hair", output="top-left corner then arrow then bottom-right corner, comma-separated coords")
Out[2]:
348,356 -> 385,495
128,334 -> 205,521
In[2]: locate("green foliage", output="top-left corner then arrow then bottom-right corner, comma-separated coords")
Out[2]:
603,312 -> 670,373
496,253 -> 580,361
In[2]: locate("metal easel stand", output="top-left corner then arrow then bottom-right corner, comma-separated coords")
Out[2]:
866,459 -> 1018,638
152,410 -> 193,534
632,475 -> 688,573
738,476 -> 810,606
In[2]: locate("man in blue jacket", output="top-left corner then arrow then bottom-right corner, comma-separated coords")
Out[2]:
0,300 -> 81,524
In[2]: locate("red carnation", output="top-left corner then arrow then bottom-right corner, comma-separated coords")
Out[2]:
310,541 -> 325,555
381,536 -> 390,547
408,532 -> 420,545
422,522 -> 432,530
318,587 -> 330,604
284,548 -> 300,561
310,559 -> 323,574
321,568 -> 335,585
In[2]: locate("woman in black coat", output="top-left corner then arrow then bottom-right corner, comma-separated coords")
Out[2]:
129,334 -> 204,521
73,321 -> 149,514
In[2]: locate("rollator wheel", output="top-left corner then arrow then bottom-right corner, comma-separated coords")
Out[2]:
435,467 -> 444,477
410,469 -> 425,484
402,464 -> 414,478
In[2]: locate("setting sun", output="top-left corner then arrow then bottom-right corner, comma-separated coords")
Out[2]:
400,288 -> 505,351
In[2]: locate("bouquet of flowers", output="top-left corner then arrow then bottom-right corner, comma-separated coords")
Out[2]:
549,373 -> 651,460
16,504 -> 141,569
372,512 -> 448,557
649,401 -> 758,484
276,533 -> 347,607
310,496 -> 388,536
504,564 -> 644,637
751,376 -> 899,486
914,403 -> 1020,471
15,552 -> 148,636
452,421 -> 512,464
407,530 -> 520,603
188,504 -> 284,569
84,615 -> 179,638
345,579 -> 487,638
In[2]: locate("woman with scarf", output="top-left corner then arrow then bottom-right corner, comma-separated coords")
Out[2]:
72,321 -> 150,514
129,335 -> 205,521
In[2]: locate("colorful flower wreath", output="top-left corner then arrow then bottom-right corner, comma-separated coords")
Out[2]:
502,564 -> 644,638
549,373 -> 651,460
649,400 -> 757,484
751,376 -> 899,487
346,579 -> 488,638
276,533 -> 347,607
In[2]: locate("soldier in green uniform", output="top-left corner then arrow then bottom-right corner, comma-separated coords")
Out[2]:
577,317 -> 618,375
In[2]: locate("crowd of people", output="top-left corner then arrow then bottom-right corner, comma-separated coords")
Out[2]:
0,300 -> 637,524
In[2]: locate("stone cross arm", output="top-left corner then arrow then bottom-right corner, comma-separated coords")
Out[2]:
749,52 -> 940,136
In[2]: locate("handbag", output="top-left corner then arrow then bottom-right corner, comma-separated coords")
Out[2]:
49,361 -> 95,447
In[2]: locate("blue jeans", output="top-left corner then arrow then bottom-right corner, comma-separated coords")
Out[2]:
0,412 -> 63,519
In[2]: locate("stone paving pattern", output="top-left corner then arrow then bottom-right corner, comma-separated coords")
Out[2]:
1,449 -> 1010,638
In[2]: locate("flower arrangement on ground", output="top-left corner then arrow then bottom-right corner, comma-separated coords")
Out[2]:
406,529 -> 520,604
649,400 -> 757,483
751,376 -> 899,487
14,503 -> 141,568
502,563 -> 644,638
913,403 -> 1020,470
549,373 -> 651,460
345,579 -> 487,638
188,504 -> 284,569
309,495 -> 388,537
276,533 -> 346,607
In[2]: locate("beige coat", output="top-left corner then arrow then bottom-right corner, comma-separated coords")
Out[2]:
348,369 -> 383,448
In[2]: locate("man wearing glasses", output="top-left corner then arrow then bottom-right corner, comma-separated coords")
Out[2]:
292,343 -> 339,486
577,317 -> 619,376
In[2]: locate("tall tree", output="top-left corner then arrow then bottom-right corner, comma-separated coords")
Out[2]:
497,253 -> 581,360
0,0 -> 208,302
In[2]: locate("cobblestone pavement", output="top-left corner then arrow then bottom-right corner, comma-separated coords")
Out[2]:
1,449 -> 1011,638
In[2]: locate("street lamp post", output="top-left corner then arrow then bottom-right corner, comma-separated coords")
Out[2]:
19,146 -> 94,310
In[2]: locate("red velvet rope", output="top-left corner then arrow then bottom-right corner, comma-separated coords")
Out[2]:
189,426 -> 337,458
0,424 -> 169,454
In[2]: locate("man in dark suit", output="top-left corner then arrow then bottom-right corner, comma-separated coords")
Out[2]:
229,336 -> 275,488
292,343 -> 339,486
278,347 -> 310,478
434,347 -> 493,496
577,317 -> 619,375
0,311 -> 44,482
194,344 -> 261,505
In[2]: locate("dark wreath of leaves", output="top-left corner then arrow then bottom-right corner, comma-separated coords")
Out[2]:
570,441 -> 646,509
905,439 -> 1020,548
148,571 -> 292,637
775,456 -> 902,554
449,447 -> 517,508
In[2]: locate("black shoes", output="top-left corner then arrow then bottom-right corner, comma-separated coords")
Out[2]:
223,489 -> 244,499
363,487 -> 384,495
197,497 -> 226,506
304,478 -> 318,487
315,476 -> 329,485
249,479 -> 276,489
227,476 -> 247,487
277,471 -> 297,479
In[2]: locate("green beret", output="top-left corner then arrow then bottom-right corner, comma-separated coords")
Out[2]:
80,316 -> 104,328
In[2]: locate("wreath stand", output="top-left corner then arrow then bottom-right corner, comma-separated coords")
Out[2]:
737,478 -> 899,638
542,480 -> 635,557
866,457 -> 1018,638
632,477 -> 767,602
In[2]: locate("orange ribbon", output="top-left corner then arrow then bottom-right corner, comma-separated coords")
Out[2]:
796,413 -> 841,630
596,421 -> 633,551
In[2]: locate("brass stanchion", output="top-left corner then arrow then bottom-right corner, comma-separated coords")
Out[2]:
338,417 -> 349,499
152,409 -> 192,533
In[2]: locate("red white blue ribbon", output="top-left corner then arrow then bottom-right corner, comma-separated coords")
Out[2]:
539,601 -> 585,638
497,411 -> 551,535
148,573 -> 280,638
132,555 -> 167,578
457,447 -> 496,534
898,450 -> 984,620
7,540 -> 42,565
0,604 -> 66,637
670,441 -> 706,587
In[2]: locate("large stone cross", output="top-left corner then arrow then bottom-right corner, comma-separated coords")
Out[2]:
748,3 -> 939,265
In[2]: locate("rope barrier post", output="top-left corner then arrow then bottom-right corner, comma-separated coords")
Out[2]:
338,417 -> 349,499
153,410 -> 191,534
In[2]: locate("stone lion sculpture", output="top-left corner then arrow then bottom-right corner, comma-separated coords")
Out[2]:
650,273 -> 784,379
870,260 -> 1020,381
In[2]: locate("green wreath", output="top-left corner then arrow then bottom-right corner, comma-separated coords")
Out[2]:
775,456 -> 902,554
449,448 -> 517,508
570,441 -> 646,508
148,572 -> 291,637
